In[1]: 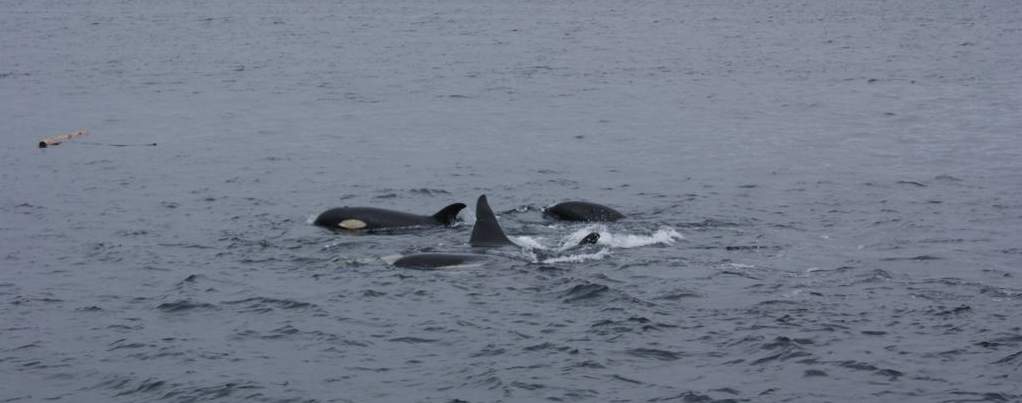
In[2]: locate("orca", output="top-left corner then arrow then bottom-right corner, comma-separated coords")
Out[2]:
544,201 -> 624,222
390,253 -> 491,269
314,203 -> 465,230
390,195 -> 600,269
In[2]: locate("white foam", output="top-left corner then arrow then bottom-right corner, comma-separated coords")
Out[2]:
511,236 -> 547,250
540,248 -> 611,264
562,225 -> 684,249
609,227 -> 684,248
380,255 -> 403,265
556,225 -> 609,251
514,226 -> 685,251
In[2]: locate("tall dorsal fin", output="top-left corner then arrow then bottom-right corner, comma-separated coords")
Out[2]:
431,203 -> 467,225
469,195 -> 515,247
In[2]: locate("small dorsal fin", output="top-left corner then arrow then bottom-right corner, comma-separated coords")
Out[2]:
432,203 -> 467,225
469,195 -> 515,247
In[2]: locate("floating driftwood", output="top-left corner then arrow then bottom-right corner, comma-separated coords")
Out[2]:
38,129 -> 88,148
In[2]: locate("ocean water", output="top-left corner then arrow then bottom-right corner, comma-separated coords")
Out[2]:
2,0 -> 1021,401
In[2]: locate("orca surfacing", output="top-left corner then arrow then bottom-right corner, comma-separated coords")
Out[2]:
314,203 -> 465,231
544,201 -> 624,222
391,195 -> 601,269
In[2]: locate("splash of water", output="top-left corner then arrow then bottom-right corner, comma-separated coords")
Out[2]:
515,226 -> 683,251
540,248 -> 612,264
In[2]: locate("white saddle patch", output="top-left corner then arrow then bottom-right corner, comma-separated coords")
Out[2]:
339,219 -> 367,230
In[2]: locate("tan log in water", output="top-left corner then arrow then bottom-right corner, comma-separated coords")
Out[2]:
38,129 -> 88,148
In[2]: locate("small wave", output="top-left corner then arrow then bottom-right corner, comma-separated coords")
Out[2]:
94,375 -> 170,398
656,290 -> 701,300
837,360 -> 878,371
611,374 -> 644,384
590,316 -> 667,336
992,351 -> 1022,366
156,300 -> 217,313
471,345 -> 507,357
881,255 -> 942,261
221,297 -> 316,313
389,337 -> 438,343
159,381 -> 263,401
804,369 -> 828,377
625,348 -> 683,361
562,282 -> 610,302
523,342 -> 574,352
408,188 -> 450,195
107,339 -> 150,351
896,180 -> 927,187
113,377 -> 167,397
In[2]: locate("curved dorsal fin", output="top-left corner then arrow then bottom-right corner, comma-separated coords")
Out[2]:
469,195 -> 515,247
432,203 -> 467,225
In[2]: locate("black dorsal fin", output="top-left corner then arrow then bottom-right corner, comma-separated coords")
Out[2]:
469,195 -> 515,247
431,203 -> 467,225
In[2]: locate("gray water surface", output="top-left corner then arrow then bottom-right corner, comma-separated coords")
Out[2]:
2,1 -> 1021,402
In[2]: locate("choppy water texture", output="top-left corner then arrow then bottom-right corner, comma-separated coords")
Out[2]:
2,0 -> 1022,402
